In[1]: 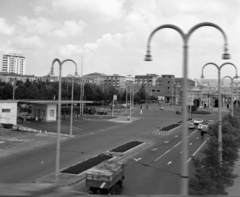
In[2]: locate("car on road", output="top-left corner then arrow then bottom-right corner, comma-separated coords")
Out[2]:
188,122 -> 195,129
176,110 -> 182,114
202,124 -> 209,133
97,108 -> 108,115
207,120 -> 214,129
160,107 -> 164,110
193,118 -> 203,125
198,123 -> 203,130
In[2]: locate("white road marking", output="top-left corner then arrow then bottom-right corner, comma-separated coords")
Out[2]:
41,161 -> 43,164
155,129 -> 198,161
187,139 -> 208,163
196,137 -> 199,139
167,161 -> 172,165
189,143 -> 192,145
155,148 -> 173,161
133,158 -> 142,162
174,135 -> 178,137
152,148 -> 158,151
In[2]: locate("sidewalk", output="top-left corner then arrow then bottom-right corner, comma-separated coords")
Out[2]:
227,150 -> 240,196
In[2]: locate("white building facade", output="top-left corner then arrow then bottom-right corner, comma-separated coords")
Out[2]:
2,53 -> 26,75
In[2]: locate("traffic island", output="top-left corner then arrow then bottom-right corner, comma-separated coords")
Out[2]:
34,140 -> 150,187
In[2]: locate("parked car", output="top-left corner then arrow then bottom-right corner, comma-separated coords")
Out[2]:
26,114 -> 34,120
193,118 -> 203,125
97,108 -> 108,115
84,107 -> 96,115
188,122 -> 195,129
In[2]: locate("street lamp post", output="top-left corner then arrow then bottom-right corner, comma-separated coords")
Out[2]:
66,74 -> 80,136
145,22 -> 230,195
201,62 -> 238,164
222,75 -> 239,117
233,82 -> 240,107
50,58 -> 78,183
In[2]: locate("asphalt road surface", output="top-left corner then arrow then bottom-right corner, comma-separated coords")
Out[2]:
0,103 -> 218,195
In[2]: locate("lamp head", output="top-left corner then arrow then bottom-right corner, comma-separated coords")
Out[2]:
144,46 -> 152,61
201,74 -> 204,79
222,45 -> 231,60
50,67 -> 54,75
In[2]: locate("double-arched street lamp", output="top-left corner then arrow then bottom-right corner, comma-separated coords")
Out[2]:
222,75 -> 239,117
145,22 -> 230,195
50,58 -> 78,183
201,62 -> 238,164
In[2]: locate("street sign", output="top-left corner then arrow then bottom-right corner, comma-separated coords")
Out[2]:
113,95 -> 117,101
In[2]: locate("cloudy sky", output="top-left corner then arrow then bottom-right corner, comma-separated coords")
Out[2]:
0,0 -> 239,79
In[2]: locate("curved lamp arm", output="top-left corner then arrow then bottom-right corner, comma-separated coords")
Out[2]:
51,58 -> 61,75
201,62 -> 219,78
222,76 -> 232,85
187,22 -> 229,59
145,24 -> 185,61
62,59 -> 78,76
220,62 -> 238,77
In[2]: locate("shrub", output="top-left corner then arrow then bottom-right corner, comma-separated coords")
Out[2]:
192,110 -> 211,114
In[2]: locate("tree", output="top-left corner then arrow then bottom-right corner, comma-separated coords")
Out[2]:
15,84 -> 28,99
189,114 -> 240,195
28,83 -> 39,99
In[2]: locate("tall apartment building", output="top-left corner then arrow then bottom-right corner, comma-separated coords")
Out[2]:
2,53 -> 26,75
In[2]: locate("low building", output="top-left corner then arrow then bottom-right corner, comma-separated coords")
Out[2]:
104,74 -> 126,90
0,72 -> 36,83
0,101 -> 17,125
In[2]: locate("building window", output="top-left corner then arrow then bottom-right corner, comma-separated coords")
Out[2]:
157,90 -> 160,92
2,109 -> 10,113
168,87 -> 170,89
152,90 -> 155,92
168,81 -> 170,83
50,110 -> 54,117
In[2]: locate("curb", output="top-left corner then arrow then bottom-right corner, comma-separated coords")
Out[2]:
12,125 -> 73,137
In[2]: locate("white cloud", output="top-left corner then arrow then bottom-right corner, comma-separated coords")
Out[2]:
55,20 -> 87,37
0,18 -> 15,35
12,36 -> 44,49
17,16 -> 87,37
51,0 -> 126,22
59,44 -> 83,56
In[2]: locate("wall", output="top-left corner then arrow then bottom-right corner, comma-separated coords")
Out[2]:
0,102 -> 17,125
46,104 -> 57,121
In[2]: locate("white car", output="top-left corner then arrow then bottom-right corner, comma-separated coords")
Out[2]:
188,122 -> 195,129
193,119 -> 203,125
198,123 -> 203,130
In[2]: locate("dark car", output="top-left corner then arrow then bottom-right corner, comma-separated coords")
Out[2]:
84,107 -> 96,115
176,110 -> 182,114
97,108 -> 108,115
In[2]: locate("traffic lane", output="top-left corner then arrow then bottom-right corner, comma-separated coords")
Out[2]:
120,130 -> 206,195
0,115 -> 181,183
72,129 -> 201,194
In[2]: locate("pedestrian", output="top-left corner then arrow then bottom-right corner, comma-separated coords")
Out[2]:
140,105 -> 143,114
201,130 -> 205,140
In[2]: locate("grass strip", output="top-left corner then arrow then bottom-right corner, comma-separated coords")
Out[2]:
60,154 -> 113,175
109,141 -> 143,153
161,123 -> 180,131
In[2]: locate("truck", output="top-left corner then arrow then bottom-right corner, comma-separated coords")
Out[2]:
85,161 -> 125,194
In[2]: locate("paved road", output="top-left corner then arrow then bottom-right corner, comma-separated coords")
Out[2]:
72,127 -> 209,195
0,103 -> 219,195
0,105 -> 182,183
